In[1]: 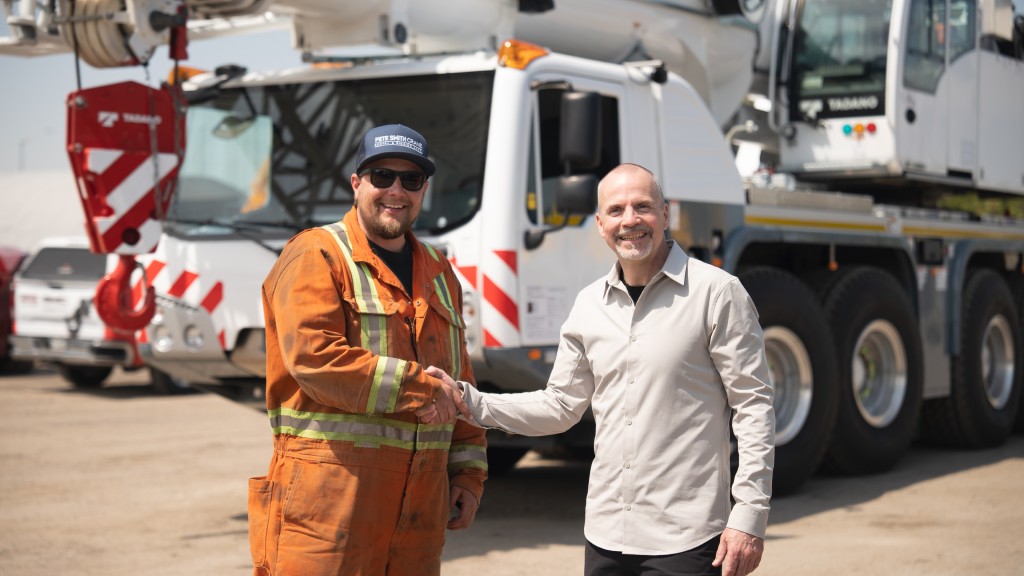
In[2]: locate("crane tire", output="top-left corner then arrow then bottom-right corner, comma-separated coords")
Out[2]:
822,267 -> 923,475
150,368 -> 195,395
1012,274 -> 1024,434
58,364 -> 113,389
485,447 -> 529,476
922,270 -> 1022,446
739,267 -> 838,496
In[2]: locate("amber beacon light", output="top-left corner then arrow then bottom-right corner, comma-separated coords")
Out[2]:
498,39 -> 550,70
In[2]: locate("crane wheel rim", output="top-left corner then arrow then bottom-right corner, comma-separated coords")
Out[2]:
980,314 -> 1015,410
851,319 -> 907,428
764,326 -> 813,446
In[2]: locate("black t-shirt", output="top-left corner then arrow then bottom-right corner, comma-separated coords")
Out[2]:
619,269 -> 645,304
369,240 -> 413,297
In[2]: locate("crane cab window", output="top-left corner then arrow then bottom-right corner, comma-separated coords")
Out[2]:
903,0 -> 979,93
789,0 -> 891,121
904,0 -> 944,93
947,0 -> 976,62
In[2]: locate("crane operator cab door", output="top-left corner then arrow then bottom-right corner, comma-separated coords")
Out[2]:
897,0 -> 1024,192
517,79 -> 623,348
940,0 -> 980,179
897,0 -> 964,181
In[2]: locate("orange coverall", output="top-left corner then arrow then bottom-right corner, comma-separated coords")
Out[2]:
249,208 -> 487,576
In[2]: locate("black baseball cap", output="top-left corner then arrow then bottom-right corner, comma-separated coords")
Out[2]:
355,124 -> 436,176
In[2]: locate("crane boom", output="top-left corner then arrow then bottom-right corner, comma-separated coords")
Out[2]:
1,0 -> 763,125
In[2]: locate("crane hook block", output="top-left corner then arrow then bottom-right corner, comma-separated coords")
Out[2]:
66,81 -> 186,256
94,255 -> 157,332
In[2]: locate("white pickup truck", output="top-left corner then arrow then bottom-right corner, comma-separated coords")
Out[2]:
9,237 -> 148,389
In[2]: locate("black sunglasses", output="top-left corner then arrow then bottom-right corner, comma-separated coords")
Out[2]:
359,168 -> 427,191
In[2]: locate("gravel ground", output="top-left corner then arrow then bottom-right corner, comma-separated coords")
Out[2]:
1,367 -> 1021,575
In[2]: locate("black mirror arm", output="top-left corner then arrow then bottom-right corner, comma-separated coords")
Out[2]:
523,210 -> 571,250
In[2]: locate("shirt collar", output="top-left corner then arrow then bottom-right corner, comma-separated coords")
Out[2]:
603,240 -> 689,300
340,208 -> 449,283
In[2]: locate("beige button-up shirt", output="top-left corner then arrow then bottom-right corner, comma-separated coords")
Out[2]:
461,241 -> 774,555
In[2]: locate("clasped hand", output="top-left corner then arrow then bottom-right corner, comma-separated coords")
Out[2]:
415,366 -> 472,424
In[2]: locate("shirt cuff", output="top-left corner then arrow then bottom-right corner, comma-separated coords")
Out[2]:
456,381 -> 490,428
726,504 -> 769,539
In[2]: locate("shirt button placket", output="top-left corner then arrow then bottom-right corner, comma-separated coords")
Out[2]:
623,332 -> 639,545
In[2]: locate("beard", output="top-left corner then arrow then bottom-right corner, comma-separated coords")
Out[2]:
358,200 -> 414,240
614,225 -> 655,260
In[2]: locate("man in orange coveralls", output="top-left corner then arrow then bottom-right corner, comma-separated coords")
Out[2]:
248,124 -> 487,576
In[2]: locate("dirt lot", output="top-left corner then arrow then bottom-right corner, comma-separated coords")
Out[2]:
1,367 -> 1022,575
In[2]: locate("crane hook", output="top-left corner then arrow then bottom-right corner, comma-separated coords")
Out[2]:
94,255 -> 157,332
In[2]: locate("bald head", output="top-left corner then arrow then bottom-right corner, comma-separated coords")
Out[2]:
597,163 -> 664,211
594,163 -> 671,277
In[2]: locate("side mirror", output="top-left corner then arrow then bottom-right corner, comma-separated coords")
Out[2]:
555,174 -> 598,215
559,91 -> 602,170
184,64 -> 248,105
524,175 -> 598,250
524,90 -> 603,250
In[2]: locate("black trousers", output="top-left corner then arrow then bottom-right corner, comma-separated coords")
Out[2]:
584,535 -> 722,576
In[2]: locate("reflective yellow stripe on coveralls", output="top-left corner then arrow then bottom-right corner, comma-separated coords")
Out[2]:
314,222 -> 483,470
421,245 -> 486,471
424,243 -> 463,383
323,221 -> 406,415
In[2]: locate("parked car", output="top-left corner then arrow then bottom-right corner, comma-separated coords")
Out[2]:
8,237 -> 160,389
0,245 -> 32,374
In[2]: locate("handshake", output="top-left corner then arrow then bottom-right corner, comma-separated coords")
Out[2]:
416,366 -> 475,425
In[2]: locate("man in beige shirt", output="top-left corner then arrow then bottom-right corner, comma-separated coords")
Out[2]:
423,163 -> 774,576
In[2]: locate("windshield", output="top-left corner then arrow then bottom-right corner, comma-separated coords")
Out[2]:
20,247 -> 106,282
167,71 -> 494,237
790,0 -> 892,121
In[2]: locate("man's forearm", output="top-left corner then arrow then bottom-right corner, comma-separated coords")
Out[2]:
458,382 -> 585,436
